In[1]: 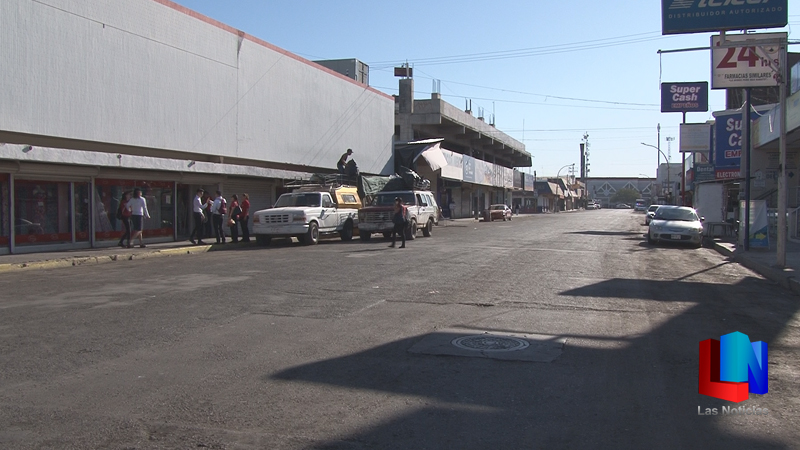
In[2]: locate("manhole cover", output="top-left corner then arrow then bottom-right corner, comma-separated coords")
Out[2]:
451,335 -> 530,352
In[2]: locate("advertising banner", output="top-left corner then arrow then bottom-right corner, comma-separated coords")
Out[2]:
680,123 -> 712,152
440,149 -> 463,181
523,173 -> 535,192
740,200 -> 769,249
462,156 -> 476,184
713,108 -> 762,179
503,167 -> 514,189
694,163 -> 715,182
662,82 -> 708,112
662,0 -> 787,35
711,33 -> 786,89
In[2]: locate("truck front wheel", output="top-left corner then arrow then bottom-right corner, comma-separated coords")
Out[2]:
300,222 -> 319,245
422,219 -> 433,237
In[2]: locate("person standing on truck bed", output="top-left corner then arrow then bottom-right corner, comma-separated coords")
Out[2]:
389,197 -> 406,249
337,148 -> 353,174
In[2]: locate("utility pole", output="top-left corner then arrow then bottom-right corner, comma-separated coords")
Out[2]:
666,137 -> 675,204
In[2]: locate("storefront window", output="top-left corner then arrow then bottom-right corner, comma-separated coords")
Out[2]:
74,182 -> 90,242
94,179 -> 174,241
0,174 -> 9,246
14,180 -> 73,246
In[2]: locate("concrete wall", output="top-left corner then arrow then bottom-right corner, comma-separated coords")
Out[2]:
0,0 -> 394,174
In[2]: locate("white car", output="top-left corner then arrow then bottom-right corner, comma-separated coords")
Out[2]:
645,205 -> 660,225
647,206 -> 703,248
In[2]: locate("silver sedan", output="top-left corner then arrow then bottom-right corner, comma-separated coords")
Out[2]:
647,206 -> 703,248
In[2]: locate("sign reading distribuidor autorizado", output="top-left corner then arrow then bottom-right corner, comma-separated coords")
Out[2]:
661,0 -> 787,35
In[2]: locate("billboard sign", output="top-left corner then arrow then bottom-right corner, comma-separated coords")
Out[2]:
661,82 -> 708,112
662,0 -> 787,35
713,108 -> 761,179
711,33 -> 786,89
694,163 -> 715,182
680,123 -> 712,152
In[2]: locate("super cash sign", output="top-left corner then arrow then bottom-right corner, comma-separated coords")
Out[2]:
713,109 -> 762,180
661,82 -> 708,112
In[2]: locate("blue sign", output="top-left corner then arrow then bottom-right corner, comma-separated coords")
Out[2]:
662,0 -> 787,35
713,109 -> 762,179
694,163 -> 715,182
661,82 -> 708,113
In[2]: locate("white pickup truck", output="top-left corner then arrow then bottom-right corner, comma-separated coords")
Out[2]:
251,185 -> 361,246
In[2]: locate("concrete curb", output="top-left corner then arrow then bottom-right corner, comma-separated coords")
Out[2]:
0,242 -> 257,273
712,241 -> 800,296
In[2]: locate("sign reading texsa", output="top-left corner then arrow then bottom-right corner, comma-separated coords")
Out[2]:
662,82 -> 708,112
662,0 -> 787,35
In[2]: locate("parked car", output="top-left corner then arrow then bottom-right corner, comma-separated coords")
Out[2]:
645,205 -> 660,225
634,199 -> 647,211
485,204 -> 513,221
647,205 -> 704,248
586,202 -> 598,210
616,203 -> 631,209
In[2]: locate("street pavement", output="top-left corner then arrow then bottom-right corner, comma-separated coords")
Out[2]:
0,210 -> 798,449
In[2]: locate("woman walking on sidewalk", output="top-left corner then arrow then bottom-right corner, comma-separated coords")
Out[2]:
228,194 -> 241,243
117,191 -> 132,248
127,188 -> 150,248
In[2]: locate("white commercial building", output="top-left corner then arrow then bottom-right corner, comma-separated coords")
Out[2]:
0,0 -> 394,253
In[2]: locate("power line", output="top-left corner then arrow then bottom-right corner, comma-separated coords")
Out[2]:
369,31 -> 672,68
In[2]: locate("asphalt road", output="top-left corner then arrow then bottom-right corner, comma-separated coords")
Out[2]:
1,210 -> 798,450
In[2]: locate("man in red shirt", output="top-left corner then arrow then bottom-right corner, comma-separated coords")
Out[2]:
240,193 -> 251,242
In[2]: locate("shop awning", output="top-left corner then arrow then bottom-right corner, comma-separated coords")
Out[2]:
415,143 -> 448,171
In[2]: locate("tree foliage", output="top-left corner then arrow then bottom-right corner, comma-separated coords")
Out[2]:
610,188 -> 640,205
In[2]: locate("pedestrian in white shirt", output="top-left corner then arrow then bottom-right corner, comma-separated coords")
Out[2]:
127,187 -> 150,248
211,190 -> 227,244
189,188 -> 207,245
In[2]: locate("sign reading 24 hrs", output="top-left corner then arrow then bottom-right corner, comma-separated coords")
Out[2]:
711,33 -> 786,89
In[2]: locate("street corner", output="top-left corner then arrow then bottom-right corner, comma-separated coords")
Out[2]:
407,329 -> 566,363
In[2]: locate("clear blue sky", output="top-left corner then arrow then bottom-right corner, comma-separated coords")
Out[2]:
171,0 -> 797,177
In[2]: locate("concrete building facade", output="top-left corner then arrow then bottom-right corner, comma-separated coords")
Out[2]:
394,79 -> 531,218
0,0 -> 394,254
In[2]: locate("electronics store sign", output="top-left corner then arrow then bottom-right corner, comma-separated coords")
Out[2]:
662,0 -> 787,35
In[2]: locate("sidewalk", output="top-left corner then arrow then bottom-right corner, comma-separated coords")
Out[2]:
0,240 -> 256,273
0,215 -> 537,272
712,238 -> 800,296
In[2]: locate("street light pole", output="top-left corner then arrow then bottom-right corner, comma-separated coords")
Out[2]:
641,142 -> 670,204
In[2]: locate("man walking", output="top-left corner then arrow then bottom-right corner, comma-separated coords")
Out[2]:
189,188 -> 207,245
127,187 -> 150,248
240,193 -> 251,242
389,197 -> 406,249
211,190 -> 227,244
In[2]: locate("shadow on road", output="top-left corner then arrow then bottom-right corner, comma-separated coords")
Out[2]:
566,230 -> 645,236
271,273 -> 795,449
